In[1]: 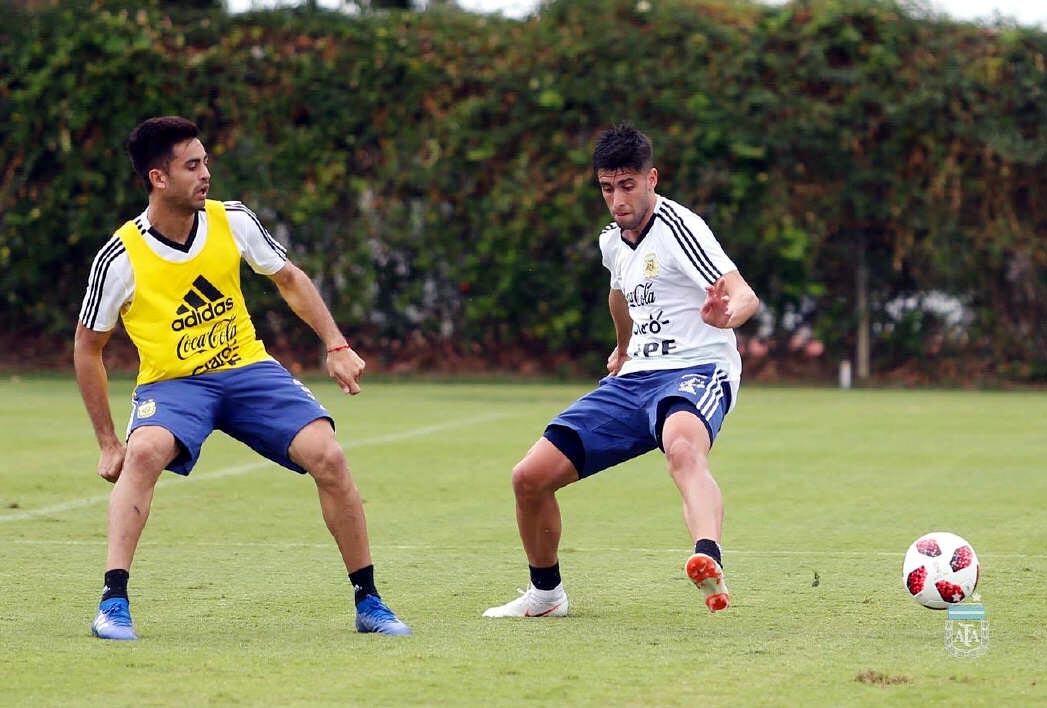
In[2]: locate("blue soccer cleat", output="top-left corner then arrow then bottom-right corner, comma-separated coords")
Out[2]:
91,597 -> 138,640
355,595 -> 412,636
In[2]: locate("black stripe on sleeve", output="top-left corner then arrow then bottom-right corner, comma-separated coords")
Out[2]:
81,238 -> 125,329
659,204 -> 723,281
655,212 -> 718,284
224,201 -> 287,258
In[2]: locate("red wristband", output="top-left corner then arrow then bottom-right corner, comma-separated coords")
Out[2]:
327,343 -> 350,353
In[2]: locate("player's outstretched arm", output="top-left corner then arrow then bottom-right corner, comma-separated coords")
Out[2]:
268,261 -> 364,395
701,271 -> 760,330
74,323 -> 126,483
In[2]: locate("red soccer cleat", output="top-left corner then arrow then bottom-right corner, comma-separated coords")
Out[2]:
686,553 -> 731,612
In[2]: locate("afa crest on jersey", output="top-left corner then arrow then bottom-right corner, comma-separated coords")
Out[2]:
643,252 -> 659,279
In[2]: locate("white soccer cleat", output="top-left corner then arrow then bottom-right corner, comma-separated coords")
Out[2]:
686,553 -> 730,612
482,583 -> 569,618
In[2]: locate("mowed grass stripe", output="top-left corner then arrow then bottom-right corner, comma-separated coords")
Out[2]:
0,410 -> 512,524
10,537 -> 1047,560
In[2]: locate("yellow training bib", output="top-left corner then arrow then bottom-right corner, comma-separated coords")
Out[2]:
117,199 -> 270,385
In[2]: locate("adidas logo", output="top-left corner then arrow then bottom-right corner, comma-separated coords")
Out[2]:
171,275 -> 235,331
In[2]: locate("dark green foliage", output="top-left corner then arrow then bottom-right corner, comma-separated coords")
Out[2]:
1,0 -> 1044,378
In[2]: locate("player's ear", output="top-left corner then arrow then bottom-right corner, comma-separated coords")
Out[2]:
149,168 -> 166,191
648,167 -> 658,189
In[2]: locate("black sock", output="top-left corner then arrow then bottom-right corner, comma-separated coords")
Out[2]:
101,569 -> 129,601
529,562 -> 561,591
694,539 -> 723,568
349,565 -> 378,605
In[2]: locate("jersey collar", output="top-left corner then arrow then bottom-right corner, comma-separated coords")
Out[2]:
140,210 -> 200,253
619,196 -> 659,251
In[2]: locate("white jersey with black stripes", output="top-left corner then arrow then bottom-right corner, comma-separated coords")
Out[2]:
599,194 -> 741,382
78,201 -> 287,332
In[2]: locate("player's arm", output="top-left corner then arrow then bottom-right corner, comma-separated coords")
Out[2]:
701,270 -> 760,329
74,323 -> 125,483
606,288 -> 632,375
267,261 -> 364,395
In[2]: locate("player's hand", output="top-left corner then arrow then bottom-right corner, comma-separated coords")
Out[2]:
701,277 -> 734,329
606,347 -> 630,376
327,346 -> 365,395
97,442 -> 126,484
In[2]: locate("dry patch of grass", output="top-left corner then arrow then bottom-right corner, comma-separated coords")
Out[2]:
855,670 -> 912,686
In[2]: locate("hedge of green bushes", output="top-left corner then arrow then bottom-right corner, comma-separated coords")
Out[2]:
2,0 -> 1045,379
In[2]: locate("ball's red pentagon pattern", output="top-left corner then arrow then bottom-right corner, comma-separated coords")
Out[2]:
906,565 -> 927,595
935,580 -> 966,603
915,537 -> 942,557
950,545 -> 974,572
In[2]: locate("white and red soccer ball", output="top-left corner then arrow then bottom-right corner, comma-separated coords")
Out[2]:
902,531 -> 980,609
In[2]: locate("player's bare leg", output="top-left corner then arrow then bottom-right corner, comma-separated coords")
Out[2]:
483,438 -> 577,618
662,412 -> 722,541
290,419 -> 371,573
93,425 -> 176,640
662,411 -> 730,612
290,418 -> 410,635
106,426 -> 176,570
512,438 -> 578,567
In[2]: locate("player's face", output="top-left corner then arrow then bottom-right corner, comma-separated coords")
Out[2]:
152,138 -> 210,211
597,167 -> 658,232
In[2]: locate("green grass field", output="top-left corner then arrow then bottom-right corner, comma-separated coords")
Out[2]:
2,375 -> 1045,706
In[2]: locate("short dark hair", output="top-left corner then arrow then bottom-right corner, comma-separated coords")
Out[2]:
592,124 -> 653,175
126,116 -> 199,192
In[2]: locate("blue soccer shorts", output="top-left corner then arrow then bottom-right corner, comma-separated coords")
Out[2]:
543,363 -> 736,478
126,359 -> 332,475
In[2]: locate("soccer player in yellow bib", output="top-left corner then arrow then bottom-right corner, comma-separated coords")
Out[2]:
75,116 -> 410,638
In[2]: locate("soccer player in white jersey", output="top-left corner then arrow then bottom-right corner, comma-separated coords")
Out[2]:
484,124 -> 759,618
76,116 -> 410,638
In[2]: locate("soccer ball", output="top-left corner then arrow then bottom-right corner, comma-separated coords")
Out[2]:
902,531 -> 979,609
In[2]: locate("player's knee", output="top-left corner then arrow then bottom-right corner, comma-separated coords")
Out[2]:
664,436 -> 708,475
305,441 -> 348,486
511,460 -> 547,499
123,439 -> 170,479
